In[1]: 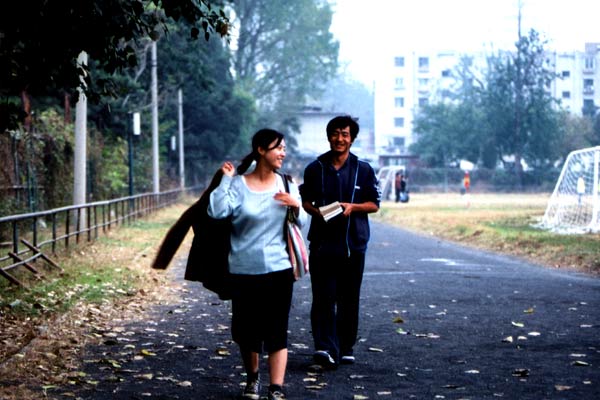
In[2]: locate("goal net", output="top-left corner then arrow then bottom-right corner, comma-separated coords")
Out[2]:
539,146 -> 600,234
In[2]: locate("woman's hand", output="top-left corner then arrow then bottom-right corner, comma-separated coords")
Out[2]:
274,192 -> 300,208
220,161 -> 235,177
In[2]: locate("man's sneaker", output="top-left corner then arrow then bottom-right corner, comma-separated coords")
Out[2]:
242,377 -> 260,399
313,350 -> 337,369
268,389 -> 286,400
340,355 -> 355,364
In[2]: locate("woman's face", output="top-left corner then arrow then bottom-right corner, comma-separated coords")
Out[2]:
261,138 -> 286,170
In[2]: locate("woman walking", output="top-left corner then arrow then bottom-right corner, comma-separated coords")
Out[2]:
208,129 -> 306,400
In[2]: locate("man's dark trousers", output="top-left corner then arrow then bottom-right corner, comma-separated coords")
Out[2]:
309,250 -> 365,361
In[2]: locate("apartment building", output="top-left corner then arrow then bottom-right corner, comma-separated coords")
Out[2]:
373,43 -> 600,163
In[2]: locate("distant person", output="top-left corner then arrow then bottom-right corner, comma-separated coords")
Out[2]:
394,172 -> 407,203
300,115 -> 380,369
463,171 -> 471,194
208,129 -> 306,400
577,176 -> 585,205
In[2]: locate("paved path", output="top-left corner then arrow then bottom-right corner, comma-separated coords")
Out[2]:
66,221 -> 600,399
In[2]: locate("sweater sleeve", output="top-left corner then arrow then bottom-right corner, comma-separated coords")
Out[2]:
207,175 -> 239,219
291,180 -> 308,228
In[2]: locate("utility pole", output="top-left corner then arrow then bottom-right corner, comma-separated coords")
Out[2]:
177,88 -> 185,189
151,41 -> 160,194
73,51 -> 88,227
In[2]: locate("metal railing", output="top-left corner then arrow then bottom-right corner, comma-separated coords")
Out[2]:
0,187 -> 198,286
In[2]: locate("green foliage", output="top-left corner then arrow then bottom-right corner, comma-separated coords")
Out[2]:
318,75 -> 374,131
411,29 -> 563,187
156,26 -> 256,182
0,110 -> 75,214
232,0 -> 339,132
482,30 -> 561,177
0,0 -> 230,131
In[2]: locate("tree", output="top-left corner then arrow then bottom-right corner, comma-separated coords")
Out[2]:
410,103 -> 462,167
591,112 -> 600,145
0,0 -> 230,132
157,25 -> 256,184
232,0 -> 338,132
318,75 -> 374,131
481,30 -> 561,184
410,57 -> 487,168
557,112 -> 594,159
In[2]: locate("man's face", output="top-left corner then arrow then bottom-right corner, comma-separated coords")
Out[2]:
328,125 -> 353,155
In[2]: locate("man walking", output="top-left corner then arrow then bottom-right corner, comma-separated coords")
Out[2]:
300,115 -> 380,368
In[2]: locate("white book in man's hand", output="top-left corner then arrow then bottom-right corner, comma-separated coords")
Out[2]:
319,201 -> 343,222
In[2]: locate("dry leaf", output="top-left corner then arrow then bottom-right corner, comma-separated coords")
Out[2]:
572,361 -> 590,366
555,385 -> 572,391
512,368 -> 530,377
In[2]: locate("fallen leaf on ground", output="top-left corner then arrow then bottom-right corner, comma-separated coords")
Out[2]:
572,361 -> 590,366
555,385 -> 572,391
512,368 -> 530,377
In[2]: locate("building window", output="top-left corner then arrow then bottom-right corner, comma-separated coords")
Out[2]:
394,77 -> 404,89
418,97 -> 428,107
442,69 -> 451,77
394,97 -> 404,107
585,57 -> 595,70
392,137 -> 405,147
418,57 -> 429,69
562,70 -> 570,78
583,78 -> 594,94
394,117 -> 405,127
394,56 -> 405,67
562,91 -> 571,99
419,78 -> 429,86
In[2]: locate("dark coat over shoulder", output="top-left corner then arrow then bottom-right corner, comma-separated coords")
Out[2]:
152,170 -> 232,300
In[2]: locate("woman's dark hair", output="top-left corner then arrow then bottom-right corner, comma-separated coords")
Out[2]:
326,115 -> 360,141
237,128 -> 285,174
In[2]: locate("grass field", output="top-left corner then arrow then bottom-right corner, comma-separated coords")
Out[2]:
372,192 -> 600,275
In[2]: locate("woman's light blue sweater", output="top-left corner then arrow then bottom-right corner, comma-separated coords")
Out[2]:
208,174 -> 306,275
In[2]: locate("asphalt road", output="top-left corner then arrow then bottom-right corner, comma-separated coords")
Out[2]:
66,221 -> 600,400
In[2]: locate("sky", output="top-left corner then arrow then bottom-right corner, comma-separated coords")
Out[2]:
328,0 -> 600,86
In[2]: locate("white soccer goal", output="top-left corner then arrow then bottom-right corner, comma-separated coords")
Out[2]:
539,146 -> 600,234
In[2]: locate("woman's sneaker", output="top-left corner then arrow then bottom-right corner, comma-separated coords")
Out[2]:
242,377 -> 260,399
268,389 -> 286,400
